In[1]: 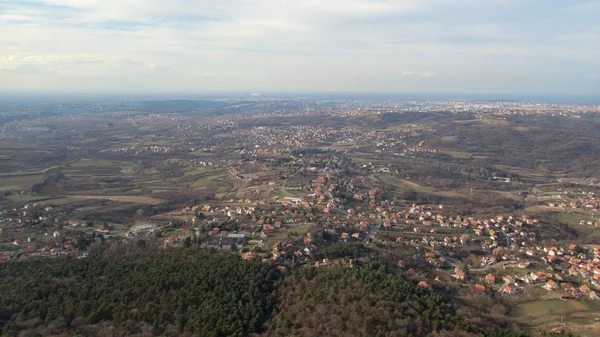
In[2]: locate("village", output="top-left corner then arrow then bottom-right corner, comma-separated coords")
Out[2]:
3,162 -> 600,308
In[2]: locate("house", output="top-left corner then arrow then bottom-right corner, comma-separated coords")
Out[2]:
503,275 -> 515,285
417,281 -> 431,289
454,271 -> 465,280
485,274 -> 496,285
544,280 -> 558,291
568,266 -> 579,276
498,285 -> 514,295
474,284 -> 486,293
453,267 -> 466,280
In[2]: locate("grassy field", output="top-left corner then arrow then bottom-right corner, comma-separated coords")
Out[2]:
524,205 -> 600,244
398,179 -> 466,198
263,222 -> 314,247
493,191 -> 523,201
525,205 -> 566,214
0,174 -> 43,191
7,194 -> 53,202
275,187 -> 293,198
510,299 -> 589,317
69,195 -> 165,205
511,299 -> 600,336
525,206 -> 595,228
441,150 -> 473,159
69,159 -> 119,168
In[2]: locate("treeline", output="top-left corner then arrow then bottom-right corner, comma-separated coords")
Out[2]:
0,249 -> 280,337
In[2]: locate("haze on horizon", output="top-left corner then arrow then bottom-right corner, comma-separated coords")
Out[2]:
0,0 -> 599,95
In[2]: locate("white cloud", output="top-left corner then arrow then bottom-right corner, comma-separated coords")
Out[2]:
0,13 -> 34,21
0,0 -> 598,94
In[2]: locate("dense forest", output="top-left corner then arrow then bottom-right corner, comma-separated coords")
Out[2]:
264,266 -> 463,337
0,247 -> 562,337
0,249 -> 280,336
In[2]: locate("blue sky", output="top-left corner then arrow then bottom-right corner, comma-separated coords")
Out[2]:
0,0 -> 598,95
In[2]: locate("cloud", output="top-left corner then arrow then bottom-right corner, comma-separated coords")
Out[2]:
0,54 -> 156,76
0,0 -> 598,94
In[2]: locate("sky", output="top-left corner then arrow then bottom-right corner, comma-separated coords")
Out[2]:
0,0 -> 599,95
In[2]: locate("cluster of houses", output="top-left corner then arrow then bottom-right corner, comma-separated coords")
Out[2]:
545,190 -> 600,226
111,145 -> 180,154
0,203 -> 120,261
226,125 -> 355,150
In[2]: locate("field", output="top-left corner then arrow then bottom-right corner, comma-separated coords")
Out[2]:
524,206 -> 600,244
441,150 -> 473,159
262,222 -> 314,248
511,299 -> 589,317
511,299 -> 600,336
0,174 -> 43,191
7,194 -> 52,202
69,195 -> 165,205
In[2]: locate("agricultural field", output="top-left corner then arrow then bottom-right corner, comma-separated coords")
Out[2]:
0,174 -> 43,191
511,299 -> 600,336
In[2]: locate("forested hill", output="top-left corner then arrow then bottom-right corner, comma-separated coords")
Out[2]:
0,248 -> 547,337
265,266 -> 459,336
0,249 -> 280,337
